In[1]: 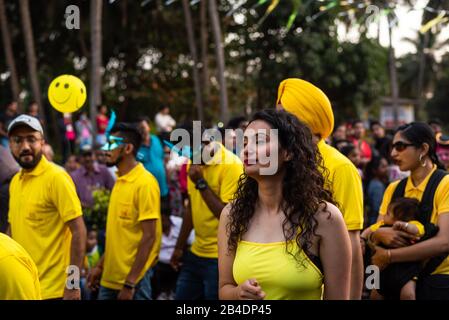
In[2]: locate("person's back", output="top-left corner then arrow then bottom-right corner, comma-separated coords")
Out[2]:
277,78 -> 364,299
0,233 -> 41,300
318,141 -> 364,230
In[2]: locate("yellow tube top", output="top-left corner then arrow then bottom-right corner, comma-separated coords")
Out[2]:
233,240 -> 324,300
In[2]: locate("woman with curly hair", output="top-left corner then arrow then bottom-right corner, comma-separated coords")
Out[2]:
218,109 -> 351,300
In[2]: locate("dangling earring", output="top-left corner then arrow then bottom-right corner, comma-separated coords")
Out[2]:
419,154 -> 427,167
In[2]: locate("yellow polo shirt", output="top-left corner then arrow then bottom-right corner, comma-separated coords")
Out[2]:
0,233 -> 41,300
318,140 -> 364,231
379,165 -> 449,275
101,163 -> 162,290
188,143 -> 244,258
8,156 -> 82,299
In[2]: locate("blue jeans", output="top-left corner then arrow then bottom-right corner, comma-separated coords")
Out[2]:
175,250 -> 218,300
98,268 -> 153,300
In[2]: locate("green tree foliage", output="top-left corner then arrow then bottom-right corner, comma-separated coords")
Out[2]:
226,1 -> 388,123
0,0 -> 391,134
427,53 -> 449,127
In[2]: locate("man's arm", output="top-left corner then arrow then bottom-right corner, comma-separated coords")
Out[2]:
125,219 -> 157,285
188,164 -> 226,218
64,216 -> 87,300
87,254 -> 105,291
199,187 -> 226,219
117,219 -> 157,300
171,198 -> 194,271
67,216 -> 86,270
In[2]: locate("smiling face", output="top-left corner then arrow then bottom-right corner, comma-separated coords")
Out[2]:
48,75 -> 87,113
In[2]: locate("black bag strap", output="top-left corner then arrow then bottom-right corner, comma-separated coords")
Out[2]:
418,169 -> 448,276
391,177 -> 408,200
418,169 -> 447,225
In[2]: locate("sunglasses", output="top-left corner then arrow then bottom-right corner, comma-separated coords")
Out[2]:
101,136 -> 125,151
392,141 -> 415,152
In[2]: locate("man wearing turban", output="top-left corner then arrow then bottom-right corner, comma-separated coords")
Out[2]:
277,78 -> 364,300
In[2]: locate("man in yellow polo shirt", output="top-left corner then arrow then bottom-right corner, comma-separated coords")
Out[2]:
0,232 -> 41,299
277,78 -> 364,299
170,126 -> 243,300
7,115 -> 86,300
87,123 -> 162,300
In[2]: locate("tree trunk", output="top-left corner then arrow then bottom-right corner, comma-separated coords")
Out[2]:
387,14 -> 399,127
416,32 -> 429,122
200,0 -> 210,118
0,0 -> 21,109
182,0 -> 204,122
90,0 -> 103,136
208,0 -> 229,123
19,0 -> 44,117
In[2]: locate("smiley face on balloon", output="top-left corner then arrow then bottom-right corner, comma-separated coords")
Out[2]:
48,75 -> 87,113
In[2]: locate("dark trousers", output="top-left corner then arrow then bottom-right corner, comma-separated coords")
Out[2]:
151,262 -> 178,299
175,250 -> 218,300
417,274 -> 449,300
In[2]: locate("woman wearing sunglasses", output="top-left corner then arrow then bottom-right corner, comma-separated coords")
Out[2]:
368,122 -> 449,299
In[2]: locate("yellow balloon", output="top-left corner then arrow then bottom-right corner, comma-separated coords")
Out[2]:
48,75 -> 87,113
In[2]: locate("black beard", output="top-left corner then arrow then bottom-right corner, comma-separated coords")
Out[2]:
14,152 -> 42,170
106,153 -> 123,168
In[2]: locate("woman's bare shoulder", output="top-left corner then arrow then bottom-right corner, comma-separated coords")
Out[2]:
315,201 -> 346,229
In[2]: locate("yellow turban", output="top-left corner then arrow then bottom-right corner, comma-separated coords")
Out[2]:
277,78 -> 334,140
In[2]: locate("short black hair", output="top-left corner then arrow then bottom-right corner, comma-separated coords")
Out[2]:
352,119 -> 364,127
428,119 -> 442,126
340,144 -> 356,157
97,104 -> 106,111
370,120 -> 382,130
80,148 -> 93,157
138,116 -> 150,124
227,116 -> 247,130
111,122 -> 142,157
388,197 -> 420,222
159,105 -> 169,111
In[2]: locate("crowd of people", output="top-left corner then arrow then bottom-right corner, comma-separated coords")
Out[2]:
1,77 -> 449,300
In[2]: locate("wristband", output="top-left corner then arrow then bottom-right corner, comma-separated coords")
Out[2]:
195,178 -> 208,191
124,281 -> 136,290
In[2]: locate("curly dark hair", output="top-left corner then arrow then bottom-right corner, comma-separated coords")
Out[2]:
227,109 -> 335,262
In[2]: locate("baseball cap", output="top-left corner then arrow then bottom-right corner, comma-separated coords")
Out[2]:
7,115 -> 44,136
